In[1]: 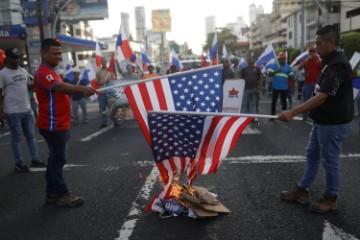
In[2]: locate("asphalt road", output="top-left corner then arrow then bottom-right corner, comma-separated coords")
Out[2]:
0,99 -> 359,240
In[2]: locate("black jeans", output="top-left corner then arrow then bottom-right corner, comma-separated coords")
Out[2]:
271,89 -> 288,115
39,129 -> 69,197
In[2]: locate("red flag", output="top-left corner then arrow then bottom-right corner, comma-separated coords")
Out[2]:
95,42 -> 103,67
108,52 -> 117,78
201,53 -> 209,67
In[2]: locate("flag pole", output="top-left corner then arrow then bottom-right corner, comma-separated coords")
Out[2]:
96,64 -> 223,92
149,110 -> 276,119
149,110 -> 304,120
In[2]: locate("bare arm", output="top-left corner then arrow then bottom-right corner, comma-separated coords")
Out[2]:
53,82 -> 96,97
277,92 -> 328,121
0,88 -> 4,119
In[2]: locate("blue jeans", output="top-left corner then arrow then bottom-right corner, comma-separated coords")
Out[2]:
98,93 -> 108,125
302,83 -> 315,120
242,89 -> 256,114
72,98 -> 88,123
39,129 -> 69,197
5,111 -> 38,164
298,123 -> 351,196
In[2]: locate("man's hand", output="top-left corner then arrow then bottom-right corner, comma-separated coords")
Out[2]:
81,86 -> 96,97
277,109 -> 296,122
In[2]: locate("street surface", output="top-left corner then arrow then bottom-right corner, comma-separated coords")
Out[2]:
0,99 -> 359,240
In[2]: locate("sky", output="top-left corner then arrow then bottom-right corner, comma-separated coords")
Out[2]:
89,0 -> 273,55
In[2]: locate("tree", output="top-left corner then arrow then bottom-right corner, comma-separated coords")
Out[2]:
203,28 -> 238,57
340,32 -> 360,59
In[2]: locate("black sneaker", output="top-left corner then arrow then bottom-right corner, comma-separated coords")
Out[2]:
31,160 -> 47,168
99,124 -> 107,129
15,163 -> 30,172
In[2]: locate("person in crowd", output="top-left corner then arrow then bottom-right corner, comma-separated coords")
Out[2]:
142,65 -> 158,80
231,58 -> 241,79
267,52 -> 295,120
123,63 -> 140,80
0,48 -> 46,172
221,59 -> 234,84
0,49 -> 6,127
95,58 -> 115,128
297,47 -> 322,120
295,67 -> 305,100
240,56 -> 263,120
352,61 -> 360,135
35,38 -> 96,206
70,67 -> 88,125
169,64 -> 179,74
278,25 -> 353,213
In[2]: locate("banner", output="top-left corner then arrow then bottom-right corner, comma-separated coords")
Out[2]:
222,79 -> 245,113
60,0 -> 108,21
151,9 -> 171,32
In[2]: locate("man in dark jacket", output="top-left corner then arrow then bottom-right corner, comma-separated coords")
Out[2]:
277,25 -> 353,213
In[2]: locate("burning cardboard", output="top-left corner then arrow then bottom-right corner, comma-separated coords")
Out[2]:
155,183 -> 230,218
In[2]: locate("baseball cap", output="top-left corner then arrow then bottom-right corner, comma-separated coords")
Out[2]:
5,48 -> 20,59
72,67 -> 80,73
277,52 -> 287,59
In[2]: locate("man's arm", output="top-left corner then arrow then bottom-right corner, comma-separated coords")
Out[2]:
277,92 -> 328,121
0,88 -> 4,120
53,82 -> 96,97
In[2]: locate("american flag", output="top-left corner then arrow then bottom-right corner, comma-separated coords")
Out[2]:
145,112 -> 253,212
124,65 -> 223,145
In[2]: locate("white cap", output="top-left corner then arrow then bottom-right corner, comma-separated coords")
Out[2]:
73,67 -> 80,73
56,69 -> 64,75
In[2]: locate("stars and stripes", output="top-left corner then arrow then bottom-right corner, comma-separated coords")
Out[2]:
124,65 -> 223,145
145,112 -> 253,211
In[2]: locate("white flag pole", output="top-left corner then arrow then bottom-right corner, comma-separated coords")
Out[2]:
149,110 -> 277,119
149,110 -> 303,120
96,64 -> 224,92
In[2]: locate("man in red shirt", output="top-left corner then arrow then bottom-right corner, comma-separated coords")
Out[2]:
298,47 -> 322,120
35,38 -> 96,207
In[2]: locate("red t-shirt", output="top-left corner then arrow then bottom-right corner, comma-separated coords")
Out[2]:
35,64 -> 71,131
304,57 -> 322,85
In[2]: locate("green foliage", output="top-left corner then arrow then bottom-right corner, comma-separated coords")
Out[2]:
340,32 -> 360,59
203,28 -> 238,56
275,47 -> 301,64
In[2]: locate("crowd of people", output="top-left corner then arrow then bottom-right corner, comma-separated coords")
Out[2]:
0,25 -> 360,212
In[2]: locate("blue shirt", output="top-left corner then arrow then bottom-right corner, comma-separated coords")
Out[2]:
268,63 -> 295,90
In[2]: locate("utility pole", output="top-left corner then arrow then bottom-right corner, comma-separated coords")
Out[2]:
37,0 -> 45,42
301,0 -> 305,51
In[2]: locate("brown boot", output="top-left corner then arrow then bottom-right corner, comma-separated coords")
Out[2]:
281,186 -> 309,204
309,195 -> 338,212
56,193 -> 84,207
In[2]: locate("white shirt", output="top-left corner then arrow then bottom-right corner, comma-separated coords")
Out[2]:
0,67 -> 31,114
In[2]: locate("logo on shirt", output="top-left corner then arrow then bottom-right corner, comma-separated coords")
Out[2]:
46,74 -> 54,82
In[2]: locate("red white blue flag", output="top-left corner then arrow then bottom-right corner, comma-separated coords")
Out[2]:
170,49 -> 184,71
146,112 -> 253,211
210,32 -> 218,65
116,23 -> 134,61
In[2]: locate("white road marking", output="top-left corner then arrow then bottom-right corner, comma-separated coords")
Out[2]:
80,125 -> 113,141
224,153 -> 360,164
29,164 -> 89,172
115,166 -> 159,240
243,125 -> 261,134
323,220 -> 359,240
0,131 -> 10,138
